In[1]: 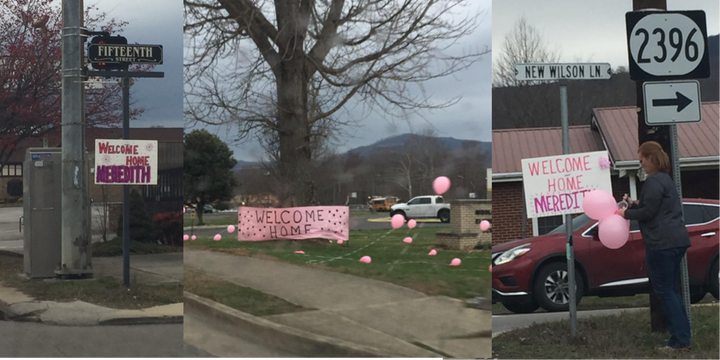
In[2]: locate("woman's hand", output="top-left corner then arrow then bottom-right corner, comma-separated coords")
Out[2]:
623,194 -> 639,206
617,207 -> 626,218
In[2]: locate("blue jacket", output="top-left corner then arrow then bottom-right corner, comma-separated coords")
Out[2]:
624,172 -> 690,251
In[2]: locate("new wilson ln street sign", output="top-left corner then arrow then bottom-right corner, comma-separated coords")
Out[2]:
88,40 -> 163,65
515,63 -> 612,81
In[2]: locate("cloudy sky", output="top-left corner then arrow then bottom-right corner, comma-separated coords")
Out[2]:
184,0 -> 493,162
492,0 -> 719,69
88,0 -> 183,128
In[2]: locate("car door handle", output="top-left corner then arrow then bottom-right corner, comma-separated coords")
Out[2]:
701,232 -> 716,237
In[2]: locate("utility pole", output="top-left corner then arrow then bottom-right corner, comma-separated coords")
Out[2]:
58,0 -> 92,277
632,0 -> 669,333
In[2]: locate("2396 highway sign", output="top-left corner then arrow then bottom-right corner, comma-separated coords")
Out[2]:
626,10 -> 710,81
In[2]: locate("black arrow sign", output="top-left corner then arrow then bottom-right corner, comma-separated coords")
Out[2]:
652,92 -> 692,112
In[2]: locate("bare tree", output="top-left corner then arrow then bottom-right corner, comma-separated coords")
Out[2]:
393,153 -> 414,199
492,15 -> 560,88
184,0 -> 489,206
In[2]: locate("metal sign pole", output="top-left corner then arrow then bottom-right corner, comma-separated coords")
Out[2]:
560,83 -> 578,336
122,75 -> 130,288
670,125 -> 692,326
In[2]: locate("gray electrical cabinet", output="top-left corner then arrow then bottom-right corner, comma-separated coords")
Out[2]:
23,148 -> 62,278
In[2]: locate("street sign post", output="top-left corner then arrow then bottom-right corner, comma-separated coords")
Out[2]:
626,11 -> 710,80
626,5 -> 709,331
643,80 -> 701,125
515,62 -> 614,336
515,63 -> 612,81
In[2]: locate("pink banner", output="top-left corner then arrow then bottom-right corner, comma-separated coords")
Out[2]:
238,206 -> 350,241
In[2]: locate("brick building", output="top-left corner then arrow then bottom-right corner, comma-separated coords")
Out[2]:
492,102 -> 719,244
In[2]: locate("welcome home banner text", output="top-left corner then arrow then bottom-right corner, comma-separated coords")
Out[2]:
238,206 -> 350,241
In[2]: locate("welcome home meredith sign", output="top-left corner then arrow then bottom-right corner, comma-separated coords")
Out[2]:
94,139 -> 158,185
521,151 -> 612,218
238,206 -> 350,241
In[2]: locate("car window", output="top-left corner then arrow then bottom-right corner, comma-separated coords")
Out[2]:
702,205 -> 719,223
548,214 -> 594,235
418,198 -> 432,204
407,198 -> 420,205
682,204 -> 705,226
436,197 -> 444,204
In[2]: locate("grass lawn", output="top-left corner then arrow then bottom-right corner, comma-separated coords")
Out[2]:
185,267 -> 311,316
493,293 -> 718,314
184,227 -> 489,300
92,237 -> 180,257
492,305 -> 719,359
0,255 -> 182,309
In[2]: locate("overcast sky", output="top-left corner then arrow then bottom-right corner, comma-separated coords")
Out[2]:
185,0 -> 493,162
492,0 -> 719,69
88,0 -> 183,128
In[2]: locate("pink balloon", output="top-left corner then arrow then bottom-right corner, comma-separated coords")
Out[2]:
391,214 -> 405,229
449,258 -> 461,266
213,234 -> 221,241
583,190 -> 618,220
183,234 -> 189,241
183,207 -> 186,214
489,265 -> 492,272
598,214 -> 630,249
403,237 -> 413,244
408,219 -> 417,229
359,256 -> 372,264
479,220 -> 491,231
294,251 -> 306,255
428,249 -> 437,256
227,225 -> 236,233
337,239 -> 344,245
191,235 -> 197,241
433,176 -> 451,195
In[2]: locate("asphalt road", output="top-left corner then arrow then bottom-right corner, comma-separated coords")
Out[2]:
0,321 -> 185,357
492,307 -> 646,335
0,206 -> 22,249
184,312 -> 298,357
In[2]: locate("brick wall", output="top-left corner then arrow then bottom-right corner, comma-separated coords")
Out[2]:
492,181 -> 531,244
436,199 -> 491,250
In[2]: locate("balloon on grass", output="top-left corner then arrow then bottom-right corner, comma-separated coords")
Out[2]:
408,219 -> 417,229
359,256 -> 372,264
294,251 -> 306,255
183,234 -> 189,241
391,214 -> 405,229
191,235 -> 197,241
428,249 -> 437,256
449,258 -> 461,266
337,239 -> 344,245
227,225 -> 236,233
489,265 -> 492,272
403,237 -> 413,244
213,234 -> 222,241
433,176 -> 451,195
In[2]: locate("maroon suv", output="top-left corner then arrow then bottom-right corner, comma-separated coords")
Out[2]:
492,199 -> 719,313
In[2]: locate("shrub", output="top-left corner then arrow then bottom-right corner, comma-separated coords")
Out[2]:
153,211 -> 183,246
117,189 -> 161,243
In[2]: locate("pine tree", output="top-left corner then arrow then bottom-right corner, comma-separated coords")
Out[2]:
117,189 -> 160,243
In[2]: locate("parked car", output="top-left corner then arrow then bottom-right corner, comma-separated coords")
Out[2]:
390,195 -> 451,223
203,204 -> 215,214
492,198 -> 719,314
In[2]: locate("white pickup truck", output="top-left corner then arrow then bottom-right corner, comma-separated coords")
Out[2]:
390,195 -> 451,223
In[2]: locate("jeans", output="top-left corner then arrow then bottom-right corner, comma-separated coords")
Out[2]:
645,247 -> 692,347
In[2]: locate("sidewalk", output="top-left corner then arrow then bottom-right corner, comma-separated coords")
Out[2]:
0,253 -> 183,326
185,248 -> 491,358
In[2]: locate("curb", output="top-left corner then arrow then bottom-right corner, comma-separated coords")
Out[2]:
183,225 -> 231,230
184,292 -> 394,358
98,315 -> 184,326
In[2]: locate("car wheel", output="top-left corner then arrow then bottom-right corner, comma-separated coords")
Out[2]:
502,300 -> 539,314
391,211 -> 407,220
710,260 -> 719,301
533,262 -> 584,312
438,210 -> 450,223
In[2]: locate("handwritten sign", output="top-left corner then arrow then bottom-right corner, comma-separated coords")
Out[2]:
238,206 -> 350,241
521,151 -> 612,218
94,139 -> 158,185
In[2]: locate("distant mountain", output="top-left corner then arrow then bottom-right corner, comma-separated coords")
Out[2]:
348,133 -> 491,157
234,133 -> 491,170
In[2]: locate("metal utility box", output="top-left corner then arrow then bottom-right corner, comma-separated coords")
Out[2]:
23,148 -> 62,278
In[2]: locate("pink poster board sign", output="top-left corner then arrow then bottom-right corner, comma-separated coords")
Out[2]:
238,206 -> 350,241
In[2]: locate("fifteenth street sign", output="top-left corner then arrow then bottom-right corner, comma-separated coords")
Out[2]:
88,43 -> 163,65
94,139 -> 158,185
